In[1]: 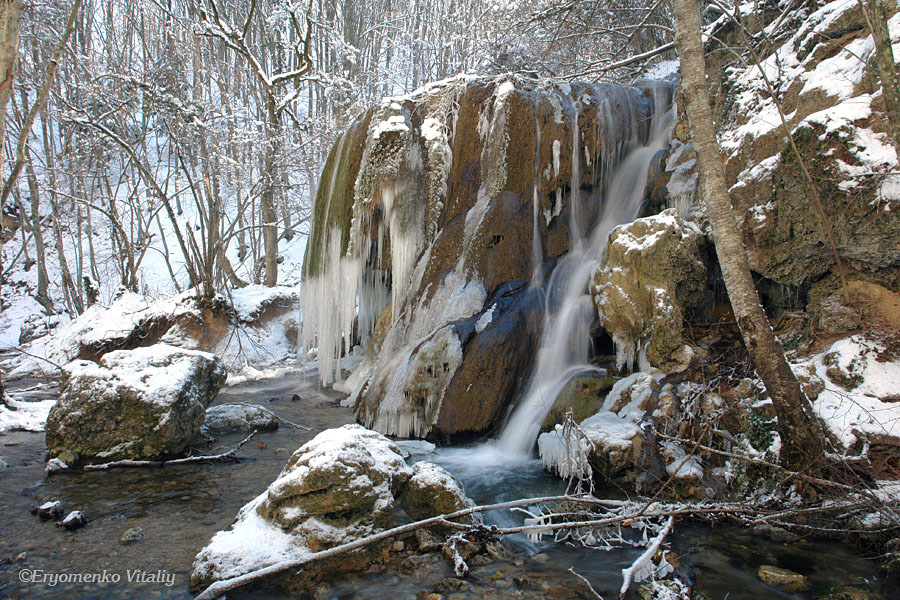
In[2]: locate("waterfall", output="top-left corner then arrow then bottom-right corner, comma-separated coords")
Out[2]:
497,83 -> 675,457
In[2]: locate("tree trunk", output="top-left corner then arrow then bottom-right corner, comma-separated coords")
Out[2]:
262,100 -> 280,287
672,0 -> 828,471
0,0 -> 23,320
860,0 -> 900,151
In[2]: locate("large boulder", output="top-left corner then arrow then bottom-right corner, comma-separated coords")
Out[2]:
301,75 -> 672,439
591,209 -> 709,372
255,424 -> 410,551
192,425 -> 411,591
192,425 -> 479,594
45,344 -> 226,463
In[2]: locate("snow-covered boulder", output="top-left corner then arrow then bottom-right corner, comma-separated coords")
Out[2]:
203,403 -> 279,433
591,209 -> 709,373
400,461 -> 477,522
191,425 -> 418,592
45,344 -> 226,463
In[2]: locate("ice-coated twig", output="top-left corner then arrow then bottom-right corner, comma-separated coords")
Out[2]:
569,567 -> 605,599
618,515 -> 674,599
442,531 -> 470,577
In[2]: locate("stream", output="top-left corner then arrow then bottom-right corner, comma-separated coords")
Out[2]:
0,374 -> 896,599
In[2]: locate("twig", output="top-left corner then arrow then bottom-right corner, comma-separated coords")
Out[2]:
651,429 -> 855,491
9,347 -> 63,371
83,431 -> 257,472
442,530 -> 470,578
619,515 -> 674,599
569,567 -> 605,599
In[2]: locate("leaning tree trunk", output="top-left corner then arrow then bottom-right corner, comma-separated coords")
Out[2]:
0,0 -> 23,409
672,0 -> 828,470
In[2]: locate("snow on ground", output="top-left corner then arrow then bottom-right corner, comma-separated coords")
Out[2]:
215,286 -> 301,373
190,491 -> 305,583
0,397 -> 56,432
4,284 -> 302,379
793,335 -> 900,448
5,290 -> 202,378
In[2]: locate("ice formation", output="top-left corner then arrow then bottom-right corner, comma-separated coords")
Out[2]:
302,75 -> 676,441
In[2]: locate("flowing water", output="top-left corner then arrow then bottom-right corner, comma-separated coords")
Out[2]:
0,376 -> 895,599
498,84 -> 675,457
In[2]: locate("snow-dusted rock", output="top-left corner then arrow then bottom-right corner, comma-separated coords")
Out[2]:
539,410 -> 644,480
45,344 -> 226,463
539,372 -> 663,480
60,510 -> 87,531
203,403 -> 279,433
400,461 -> 477,522
191,424 -> 414,591
706,0 -> 900,297
592,209 -> 709,372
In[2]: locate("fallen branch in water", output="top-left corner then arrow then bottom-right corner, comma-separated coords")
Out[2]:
83,431 -> 257,471
193,495 -> 761,600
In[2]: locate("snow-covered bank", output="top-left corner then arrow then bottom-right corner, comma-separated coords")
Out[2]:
3,285 -> 302,380
793,335 -> 900,449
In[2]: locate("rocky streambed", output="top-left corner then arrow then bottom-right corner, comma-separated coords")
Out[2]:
0,374 -> 896,600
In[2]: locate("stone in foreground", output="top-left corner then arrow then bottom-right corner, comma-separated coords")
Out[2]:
46,344 -> 226,463
191,424 -> 478,595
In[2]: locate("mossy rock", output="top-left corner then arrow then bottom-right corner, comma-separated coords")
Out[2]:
540,376 -> 616,432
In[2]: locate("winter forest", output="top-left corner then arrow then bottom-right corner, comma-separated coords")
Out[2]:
1,0 -> 899,598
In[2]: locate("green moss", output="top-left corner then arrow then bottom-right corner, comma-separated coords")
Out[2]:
303,111 -> 373,277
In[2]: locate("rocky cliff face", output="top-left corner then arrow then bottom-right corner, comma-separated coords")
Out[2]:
691,0 -> 900,307
301,75 -> 671,439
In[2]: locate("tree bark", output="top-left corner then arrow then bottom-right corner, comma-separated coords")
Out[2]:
262,100 -> 280,287
672,0 -> 828,470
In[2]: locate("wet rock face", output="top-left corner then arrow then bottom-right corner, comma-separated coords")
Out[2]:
592,209 -> 710,372
45,344 -> 226,463
302,75 -> 668,439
